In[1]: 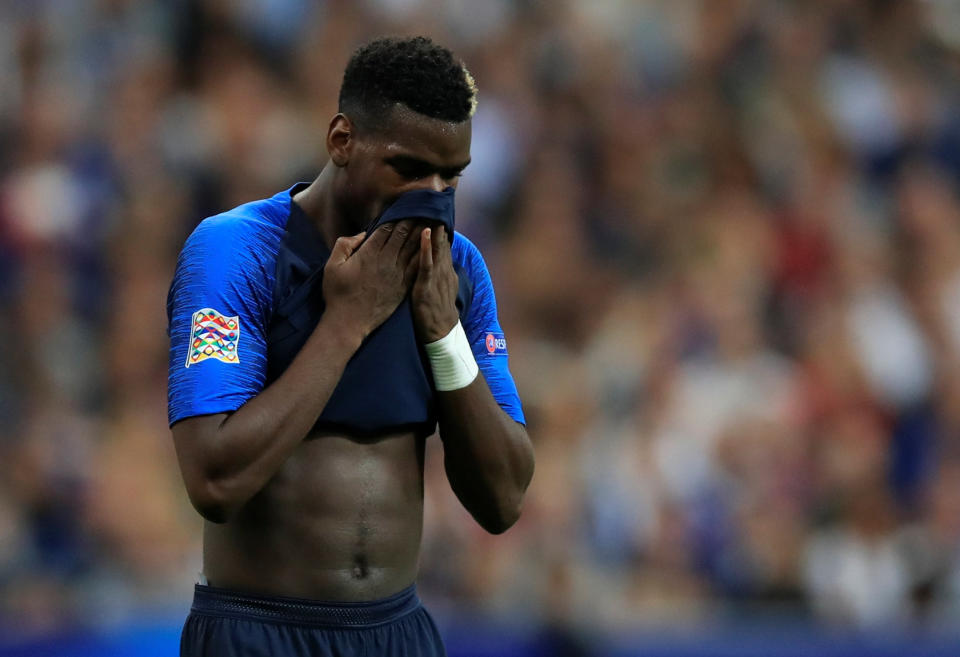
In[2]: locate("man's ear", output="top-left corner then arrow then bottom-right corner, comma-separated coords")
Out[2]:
326,113 -> 354,167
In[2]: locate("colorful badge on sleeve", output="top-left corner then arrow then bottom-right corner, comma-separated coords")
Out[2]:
186,308 -> 240,367
484,331 -> 508,356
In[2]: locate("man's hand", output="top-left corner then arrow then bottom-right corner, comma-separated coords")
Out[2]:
171,220 -> 423,525
411,226 -> 459,342
322,219 -> 422,341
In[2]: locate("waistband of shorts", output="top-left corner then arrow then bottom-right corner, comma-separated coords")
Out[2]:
190,582 -> 422,628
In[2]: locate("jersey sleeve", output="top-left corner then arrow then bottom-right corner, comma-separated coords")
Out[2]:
455,235 -> 526,425
166,216 -> 275,426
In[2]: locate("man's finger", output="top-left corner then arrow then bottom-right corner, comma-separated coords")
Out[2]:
398,221 -> 425,265
432,225 -> 454,268
419,227 -> 434,275
432,224 -> 445,258
404,248 -> 420,285
382,219 -> 417,253
330,232 -> 366,264
365,222 -> 395,250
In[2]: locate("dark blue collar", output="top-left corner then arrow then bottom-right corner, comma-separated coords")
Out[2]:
285,184 -> 456,266
367,187 -> 456,234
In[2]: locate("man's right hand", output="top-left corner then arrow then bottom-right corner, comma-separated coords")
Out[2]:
321,219 -> 423,341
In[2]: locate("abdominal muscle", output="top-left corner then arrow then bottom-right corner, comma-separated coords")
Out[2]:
201,428 -> 428,601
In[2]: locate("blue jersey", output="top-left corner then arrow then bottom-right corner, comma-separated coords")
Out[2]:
167,183 -> 525,435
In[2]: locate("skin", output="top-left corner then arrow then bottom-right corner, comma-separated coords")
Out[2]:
170,103 -> 535,601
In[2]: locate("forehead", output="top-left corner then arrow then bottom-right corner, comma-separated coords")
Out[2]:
369,104 -> 471,164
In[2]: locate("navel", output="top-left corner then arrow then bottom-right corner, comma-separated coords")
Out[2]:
351,554 -> 369,580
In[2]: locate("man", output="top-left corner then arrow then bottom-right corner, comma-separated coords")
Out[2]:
166,36 -> 534,656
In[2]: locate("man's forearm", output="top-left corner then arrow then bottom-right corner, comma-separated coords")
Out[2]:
436,375 -> 535,534
176,315 -> 361,522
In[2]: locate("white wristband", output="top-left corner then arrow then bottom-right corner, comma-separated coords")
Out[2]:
424,321 -> 479,391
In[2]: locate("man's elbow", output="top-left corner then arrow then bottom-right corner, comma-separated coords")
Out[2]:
477,497 -> 524,535
186,478 -> 241,524
481,447 -> 534,534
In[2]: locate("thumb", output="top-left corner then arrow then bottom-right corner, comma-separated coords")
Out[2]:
330,231 -> 366,264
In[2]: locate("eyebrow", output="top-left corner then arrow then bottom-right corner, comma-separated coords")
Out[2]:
385,154 -> 471,177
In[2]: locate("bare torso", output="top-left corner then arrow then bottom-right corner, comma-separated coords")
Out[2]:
202,428 -> 426,601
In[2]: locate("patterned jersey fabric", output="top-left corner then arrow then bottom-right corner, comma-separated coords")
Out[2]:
166,183 -> 525,434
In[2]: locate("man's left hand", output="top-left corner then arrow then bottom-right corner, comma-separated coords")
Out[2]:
411,226 -> 459,343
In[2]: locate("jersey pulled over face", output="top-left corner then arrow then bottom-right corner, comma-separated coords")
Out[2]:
166,183 -> 525,434
337,105 -> 472,233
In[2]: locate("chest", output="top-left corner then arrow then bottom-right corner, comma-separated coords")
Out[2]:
264,230 -> 473,436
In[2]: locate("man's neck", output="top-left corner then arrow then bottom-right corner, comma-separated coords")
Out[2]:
292,164 -> 352,250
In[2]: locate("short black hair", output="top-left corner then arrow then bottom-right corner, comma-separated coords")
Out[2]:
338,36 -> 477,129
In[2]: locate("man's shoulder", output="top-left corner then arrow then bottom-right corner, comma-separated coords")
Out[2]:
451,231 -> 501,318
192,192 -> 292,243
172,191 -> 298,293
182,191 -> 295,267
451,231 -> 488,277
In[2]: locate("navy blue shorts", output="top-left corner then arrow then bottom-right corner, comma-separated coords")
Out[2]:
180,583 -> 446,657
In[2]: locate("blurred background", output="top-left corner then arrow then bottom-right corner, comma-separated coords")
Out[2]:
3,0 -> 960,655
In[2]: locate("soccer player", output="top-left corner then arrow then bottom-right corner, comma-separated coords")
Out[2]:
166,36 -> 535,656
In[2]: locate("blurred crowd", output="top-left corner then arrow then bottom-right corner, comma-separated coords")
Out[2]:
3,0 -> 960,644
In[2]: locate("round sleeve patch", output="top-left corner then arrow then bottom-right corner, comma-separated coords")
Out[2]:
484,332 -> 508,356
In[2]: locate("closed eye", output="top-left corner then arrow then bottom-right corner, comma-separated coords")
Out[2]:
390,160 -> 432,180
386,156 -> 470,182
440,168 -> 465,180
